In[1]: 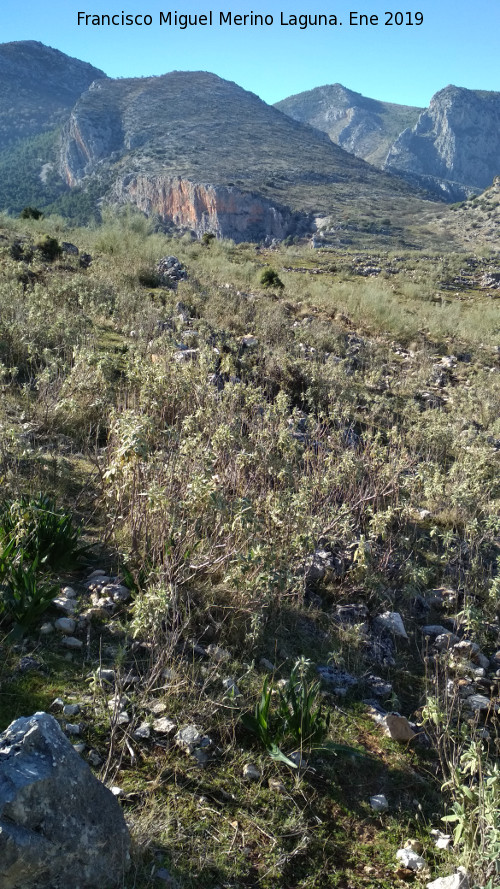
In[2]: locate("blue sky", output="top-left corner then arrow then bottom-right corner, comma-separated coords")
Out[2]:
1,0 -> 499,106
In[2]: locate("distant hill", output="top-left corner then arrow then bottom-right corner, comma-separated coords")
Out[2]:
58,70 -> 429,240
384,86 -> 500,199
0,41 -> 106,150
275,84 -> 422,167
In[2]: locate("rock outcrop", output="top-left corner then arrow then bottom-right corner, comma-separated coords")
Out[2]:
385,86 -> 500,199
58,69 -> 422,240
0,712 -> 130,889
114,174 -> 296,241
275,83 -> 422,168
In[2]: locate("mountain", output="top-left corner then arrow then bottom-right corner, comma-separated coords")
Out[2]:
384,85 -> 500,200
58,70 -> 429,241
0,41 -> 106,150
274,84 -> 422,167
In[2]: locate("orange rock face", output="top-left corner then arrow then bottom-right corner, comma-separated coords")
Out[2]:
113,175 -> 293,241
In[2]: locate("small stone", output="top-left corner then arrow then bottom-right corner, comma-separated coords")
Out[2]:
288,751 -> 308,770
426,869 -> 469,889
53,596 -> 77,615
51,697 -> 64,711
430,829 -> 452,850
374,611 -> 408,639
243,763 -> 261,781
88,750 -> 103,767
96,668 -> 116,685
406,839 -> 424,854
268,778 -> 287,793
133,722 -> 151,740
54,617 -> 77,634
383,713 -> 416,742
61,636 -> 83,650
117,711 -> 130,725
422,625 -> 453,638
396,848 -> 426,870
65,723 -> 81,736
240,335 -> 258,348
61,586 -> 77,598
40,622 -> 54,635
63,704 -> 80,717
370,794 -> 388,812
464,693 -> 494,712
110,786 -> 123,796
73,743 -> 86,754
149,701 -> 167,715
192,748 -> 209,766
259,658 -> 275,672
87,569 -> 107,580
175,724 -> 202,753
153,717 -> 177,736
222,677 -> 241,697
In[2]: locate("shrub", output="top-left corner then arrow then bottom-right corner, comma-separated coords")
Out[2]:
260,268 -> 284,290
20,206 -> 43,220
36,235 -> 62,261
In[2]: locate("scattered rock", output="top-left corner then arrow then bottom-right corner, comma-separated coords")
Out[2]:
0,712 -> 130,889
396,848 -> 427,870
133,722 -> 151,740
259,658 -> 275,672
63,704 -> 80,717
370,794 -> 388,812
65,723 -> 81,736
39,622 -> 54,635
374,611 -> 408,640
156,256 -> 187,289
52,596 -> 77,615
54,617 -> 76,634
61,242 -> 79,255
317,665 -> 358,696
240,334 -> 258,348
207,644 -> 231,663
243,763 -> 261,781
430,829 -> 452,850
426,868 -> 469,889
153,717 -> 177,736
175,724 -> 203,754
222,677 -> 241,697
61,636 -> 83,650
383,713 -> 416,742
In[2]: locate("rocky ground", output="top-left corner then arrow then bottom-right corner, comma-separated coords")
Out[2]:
0,212 -> 499,889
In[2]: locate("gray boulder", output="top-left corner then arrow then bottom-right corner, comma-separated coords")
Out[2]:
0,712 -> 130,889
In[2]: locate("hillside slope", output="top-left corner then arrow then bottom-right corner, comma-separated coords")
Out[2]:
275,83 -> 422,167
385,85 -> 500,199
0,40 -> 106,150
59,71 -> 430,240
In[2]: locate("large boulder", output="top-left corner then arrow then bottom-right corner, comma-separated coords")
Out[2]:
0,712 -> 130,889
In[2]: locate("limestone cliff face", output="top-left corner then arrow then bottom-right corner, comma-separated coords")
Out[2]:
385,86 -> 500,199
275,84 -> 422,168
113,175 -> 294,242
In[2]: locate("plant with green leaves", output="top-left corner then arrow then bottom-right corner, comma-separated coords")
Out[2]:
0,494 -> 85,571
240,677 -> 298,767
0,557 -> 58,636
277,657 -> 330,749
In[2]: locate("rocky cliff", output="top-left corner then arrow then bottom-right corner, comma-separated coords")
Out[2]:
114,175 -> 296,241
58,70 -> 424,240
275,84 -> 422,168
384,86 -> 500,199
0,41 -> 106,150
